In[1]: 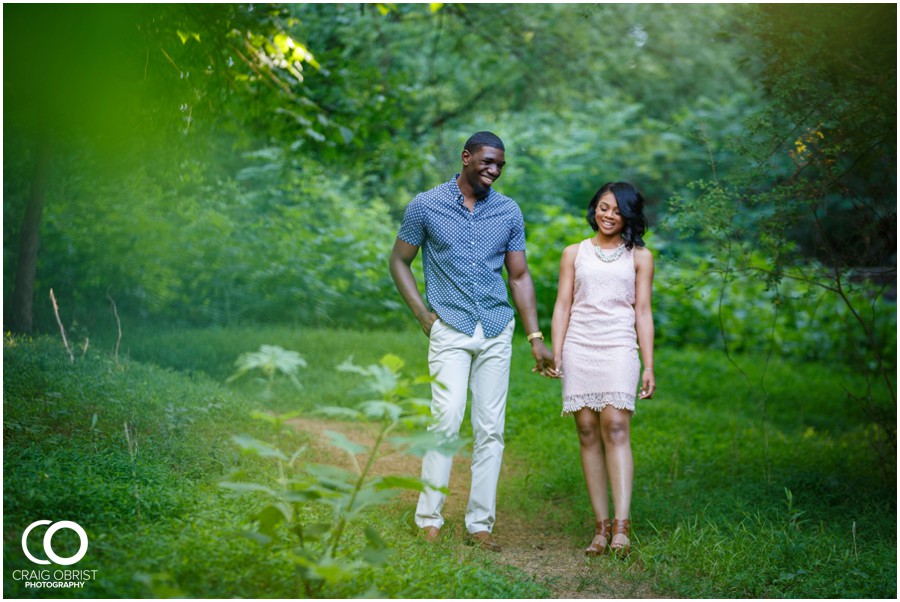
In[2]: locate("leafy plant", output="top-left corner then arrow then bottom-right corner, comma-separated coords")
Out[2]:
665,4 -> 896,468
227,344 -> 306,397
220,353 -> 462,597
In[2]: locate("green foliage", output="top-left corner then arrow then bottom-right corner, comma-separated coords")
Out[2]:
3,333 -> 546,598
502,343 -> 896,599
227,344 -> 306,397
522,203 -> 897,368
664,4 -> 896,456
4,329 -> 895,598
220,353 -> 460,597
5,3 -> 763,335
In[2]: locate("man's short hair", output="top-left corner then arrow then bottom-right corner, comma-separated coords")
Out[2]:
464,131 -> 505,153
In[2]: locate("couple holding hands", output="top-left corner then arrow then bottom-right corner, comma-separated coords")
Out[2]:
389,131 -> 655,557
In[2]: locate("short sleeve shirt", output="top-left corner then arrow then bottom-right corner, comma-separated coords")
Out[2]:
397,174 -> 526,338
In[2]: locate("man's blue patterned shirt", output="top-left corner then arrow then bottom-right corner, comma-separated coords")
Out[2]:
397,174 -> 526,338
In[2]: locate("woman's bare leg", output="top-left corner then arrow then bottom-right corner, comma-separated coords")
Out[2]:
600,406 -> 633,547
574,408 -> 610,546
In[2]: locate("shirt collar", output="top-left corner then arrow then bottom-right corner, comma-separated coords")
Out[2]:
450,173 -> 495,204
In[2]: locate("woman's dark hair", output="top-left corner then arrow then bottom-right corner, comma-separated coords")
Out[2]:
586,182 -> 647,249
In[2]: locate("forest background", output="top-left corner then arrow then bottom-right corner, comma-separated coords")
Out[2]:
3,3 -> 897,599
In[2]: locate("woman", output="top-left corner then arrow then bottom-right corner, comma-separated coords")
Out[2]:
548,181 -> 655,556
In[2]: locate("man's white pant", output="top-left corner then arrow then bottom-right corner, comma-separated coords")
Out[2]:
415,319 -> 514,534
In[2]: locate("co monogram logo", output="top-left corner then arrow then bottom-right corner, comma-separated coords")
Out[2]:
21,521 -> 89,566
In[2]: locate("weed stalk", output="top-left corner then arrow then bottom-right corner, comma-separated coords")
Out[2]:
124,421 -> 142,523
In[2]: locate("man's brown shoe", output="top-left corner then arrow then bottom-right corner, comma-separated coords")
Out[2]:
420,526 -> 441,542
466,531 -> 501,552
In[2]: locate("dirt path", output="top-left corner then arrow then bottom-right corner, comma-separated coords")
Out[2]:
289,417 -> 659,599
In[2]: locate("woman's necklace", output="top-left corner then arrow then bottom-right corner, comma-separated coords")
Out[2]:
593,239 -> 625,263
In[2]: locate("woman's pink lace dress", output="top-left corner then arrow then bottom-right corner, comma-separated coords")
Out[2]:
561,239 -> 640,415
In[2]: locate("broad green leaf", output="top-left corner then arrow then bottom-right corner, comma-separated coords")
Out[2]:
314,406 -> 364,420
324,430 -> 367,455
231,434 -> 289,460
283,489 -> 329,503
249,410 -> 282,425
388,431 -> 468,457
306,463 -> 356,489
336,356 -> 368,376
342,487 -> 397,516
309,560 -> 356,584
292,554 -> 360,584
254,503 -> 290,536
219,481 -> 279,497
361,525 -> 391,565
288,445 -> 307,467
374,475 -> 432,493
237,530 -> 272,546
358,400 -> 402,422
364,365 -> 400,396
379,353 -> 405,373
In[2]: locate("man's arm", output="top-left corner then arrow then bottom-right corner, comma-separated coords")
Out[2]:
505,250 -> 555,374
389,238 -> 437,336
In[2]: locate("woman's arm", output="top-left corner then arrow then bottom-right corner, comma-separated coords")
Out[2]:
633,246 -> 655,398
549,244 -> 579,377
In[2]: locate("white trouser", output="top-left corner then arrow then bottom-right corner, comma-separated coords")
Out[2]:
415,319 -> 514,534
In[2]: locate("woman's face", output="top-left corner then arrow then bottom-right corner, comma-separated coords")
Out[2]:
595,192 -> 624,236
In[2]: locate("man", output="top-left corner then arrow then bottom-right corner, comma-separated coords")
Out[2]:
389,131 -> 554,552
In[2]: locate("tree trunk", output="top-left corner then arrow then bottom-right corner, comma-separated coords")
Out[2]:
11,141 -> 51,334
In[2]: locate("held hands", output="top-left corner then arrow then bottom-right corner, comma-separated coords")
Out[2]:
639,369 -> 656,399
530,340 -> 558,378
536,357 -> 562,379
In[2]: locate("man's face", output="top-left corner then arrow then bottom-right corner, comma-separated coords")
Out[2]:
462,146 -> 506,199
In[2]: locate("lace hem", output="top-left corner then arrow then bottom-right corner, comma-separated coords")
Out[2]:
562,392 -> 636,416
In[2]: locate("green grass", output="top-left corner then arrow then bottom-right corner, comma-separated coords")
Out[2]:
502,343 -> 896,598
3,331 -> 548,599
3,327 -> 896,598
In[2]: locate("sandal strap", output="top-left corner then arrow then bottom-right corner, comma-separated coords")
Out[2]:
595,518 -> 612,538
612,518 -> 630,535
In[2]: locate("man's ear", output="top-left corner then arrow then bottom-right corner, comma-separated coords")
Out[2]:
461,149 -> 471,166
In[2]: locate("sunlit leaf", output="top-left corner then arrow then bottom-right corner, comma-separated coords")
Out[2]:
254,503 -> 290,536
302,555 -> 359,584
379,353 -> 405,373
306,463 -> 356,489
314,406 -> 364,421
358,400 -> 402,422
374,475 -> 432,493
325,430 -> 367,455
219,481 -> 279,497
231,434 -> 289,460
237,530 -> 272,546
336,356 -> 368,376
388,431 -> 468,457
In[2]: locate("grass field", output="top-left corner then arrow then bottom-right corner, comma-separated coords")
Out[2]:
3,327 -> 896,598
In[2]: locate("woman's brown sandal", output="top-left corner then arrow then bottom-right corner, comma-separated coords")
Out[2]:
610,518 -> 631,557
584,519 -> 612,556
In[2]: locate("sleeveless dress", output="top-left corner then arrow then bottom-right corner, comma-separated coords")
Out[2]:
561,239 -> 641,415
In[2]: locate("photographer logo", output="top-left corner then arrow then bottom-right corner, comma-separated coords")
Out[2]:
22,520 -> 88,565
13,520 -> 97,590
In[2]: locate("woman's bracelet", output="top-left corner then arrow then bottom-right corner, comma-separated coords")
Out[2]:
643,368 -> 653,372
